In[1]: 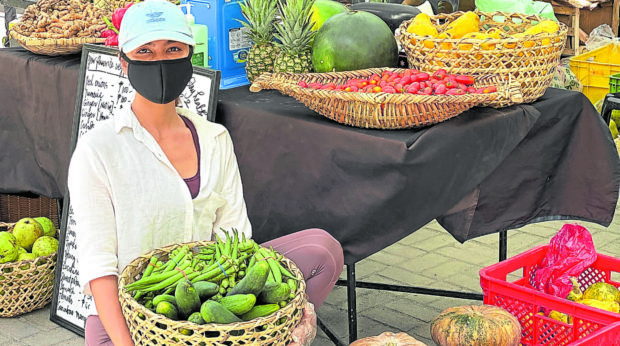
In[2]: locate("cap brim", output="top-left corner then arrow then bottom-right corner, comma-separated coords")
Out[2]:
121,30 -> 195,53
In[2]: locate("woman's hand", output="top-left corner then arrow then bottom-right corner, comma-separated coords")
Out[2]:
288,301 -> 317,346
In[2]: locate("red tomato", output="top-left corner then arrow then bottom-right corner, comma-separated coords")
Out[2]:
399,75 -> 412,85
434,84 -> 447,95
415,72 -> 430,82
382,85 -> 396,93
432,69 -> 447,80
446,88 -> 466,95
455,75 -> 475,85
406,85 -> 419,94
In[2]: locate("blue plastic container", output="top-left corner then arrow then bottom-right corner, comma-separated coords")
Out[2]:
181,0 -> 251,89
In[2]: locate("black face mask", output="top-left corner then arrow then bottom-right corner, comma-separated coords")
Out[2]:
120,48 -> 194,104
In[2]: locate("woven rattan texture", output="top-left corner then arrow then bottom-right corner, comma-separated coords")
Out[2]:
0,223 -> 57,317
0,195 -> 59,229
398,11 -> 567,107
10,29 -> 106,56
250,68 -> 521,129
119,241 -> 307,345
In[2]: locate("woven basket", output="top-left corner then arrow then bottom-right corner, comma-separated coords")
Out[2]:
118,241 -> 307,345
0,222 -> 57,317
10,29 -> 105,56
0,195 -> 60,228
398,11 -> 568,107
250,68 -> 522,129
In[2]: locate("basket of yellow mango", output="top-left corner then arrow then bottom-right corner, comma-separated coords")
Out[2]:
398,11 -> 568,107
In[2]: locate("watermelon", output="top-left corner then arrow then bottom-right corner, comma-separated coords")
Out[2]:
311,0 -> 348,31
311,11 -> 399,73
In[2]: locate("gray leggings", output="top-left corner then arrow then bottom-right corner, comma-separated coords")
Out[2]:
85,228 -> 344,345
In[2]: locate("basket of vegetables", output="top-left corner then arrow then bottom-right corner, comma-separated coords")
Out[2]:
250,67 -> 522,129
398,11 -> 568,107
10,0 -> 107,56
118,230 -> 307,345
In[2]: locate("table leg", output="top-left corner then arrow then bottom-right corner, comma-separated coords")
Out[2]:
499,230 -> 507,261
347,263 -> 357,344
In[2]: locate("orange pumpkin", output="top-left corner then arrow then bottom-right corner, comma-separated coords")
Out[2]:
430,305 -> 521,346
349,331 -> 427,346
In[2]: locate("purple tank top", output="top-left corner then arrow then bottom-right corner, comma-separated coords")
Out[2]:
180,116 -> 201,199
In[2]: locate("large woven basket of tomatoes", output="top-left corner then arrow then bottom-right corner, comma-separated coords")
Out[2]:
249,67 -> 522,129
399,11 -> 567,107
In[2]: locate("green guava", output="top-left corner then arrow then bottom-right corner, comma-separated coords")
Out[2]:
0,231 -> 19,263
18,253 -> 37,261
17,246 -> 27,256
32,236 -> 59,257
34,217 -> 56,238
12,218 -> 44,252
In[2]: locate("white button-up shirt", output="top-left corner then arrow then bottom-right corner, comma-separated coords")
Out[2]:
68,107 -> 251,316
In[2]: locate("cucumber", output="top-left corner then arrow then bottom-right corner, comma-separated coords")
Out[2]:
240,304 -> 280,321
152,294 -> 177,307
226,261 -> 270,297
258,282 -> 291,304
194,281 -> 219,301
175,279 -> 202,319
188,311 -> 206,325
200,300 -> 242,324
287,278 -> 298,299
219,294 -> 256,315
156,301 -> 179,320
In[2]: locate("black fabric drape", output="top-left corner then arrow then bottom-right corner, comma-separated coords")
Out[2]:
1,47 -> 618,264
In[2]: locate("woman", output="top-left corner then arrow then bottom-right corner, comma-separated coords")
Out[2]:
67,1 -> 344,344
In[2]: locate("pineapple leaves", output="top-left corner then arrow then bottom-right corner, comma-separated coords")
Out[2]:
237,0 -> 278,46
273,0 -> 316,55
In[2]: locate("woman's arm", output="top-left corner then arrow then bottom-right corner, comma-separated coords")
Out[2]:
90,275 -> 134,346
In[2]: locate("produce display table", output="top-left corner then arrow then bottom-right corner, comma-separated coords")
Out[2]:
1,47 -> 619,343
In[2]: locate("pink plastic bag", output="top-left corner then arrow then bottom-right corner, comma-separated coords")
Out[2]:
532,223 -> 597,299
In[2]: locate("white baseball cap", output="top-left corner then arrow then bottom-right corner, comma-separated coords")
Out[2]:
118,0 -> 195,53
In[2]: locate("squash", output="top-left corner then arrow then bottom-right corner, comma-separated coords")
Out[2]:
349,331 -> 427,346
430,305 -> 521,346
582,282 -> 620,303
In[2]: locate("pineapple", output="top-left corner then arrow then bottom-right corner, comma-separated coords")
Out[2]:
238,0 -> 278,82
272,0 -> 316,74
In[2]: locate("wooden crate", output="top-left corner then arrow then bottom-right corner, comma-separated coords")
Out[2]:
546,0 -> 620,56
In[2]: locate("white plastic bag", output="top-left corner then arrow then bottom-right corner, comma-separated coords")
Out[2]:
585,24 -> 618,52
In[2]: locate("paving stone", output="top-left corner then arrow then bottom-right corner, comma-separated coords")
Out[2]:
0,316 -> 42,340
365,250 -> 412,267
22,327 -> 80,346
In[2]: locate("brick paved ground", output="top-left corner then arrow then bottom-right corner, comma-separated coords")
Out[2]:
1,196 -> 618,345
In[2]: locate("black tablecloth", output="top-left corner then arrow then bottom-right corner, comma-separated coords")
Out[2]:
0,48 -> 80,198
2,47 -> 619,264
218,87 -> 620,263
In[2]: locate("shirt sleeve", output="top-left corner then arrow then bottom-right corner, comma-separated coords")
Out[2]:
68,139 -> 119,296
212,130 -> 253,241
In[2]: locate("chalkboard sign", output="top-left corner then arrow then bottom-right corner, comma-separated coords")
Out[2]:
50,44 -> 221,336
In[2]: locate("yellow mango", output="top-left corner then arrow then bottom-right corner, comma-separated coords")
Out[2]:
442,11 -> 479,39
407,13 -> 439,37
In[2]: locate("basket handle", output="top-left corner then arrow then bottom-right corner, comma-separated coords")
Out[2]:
249,72 -> 274,92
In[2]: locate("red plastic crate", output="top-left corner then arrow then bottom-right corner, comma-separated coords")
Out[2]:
480,244 -> 620,345
572,321 -> 620,345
